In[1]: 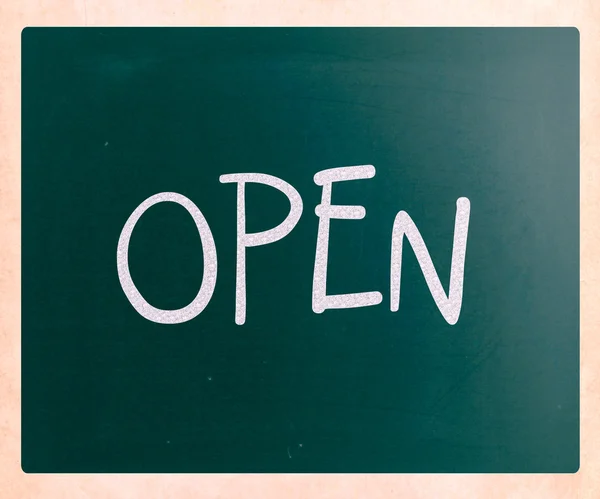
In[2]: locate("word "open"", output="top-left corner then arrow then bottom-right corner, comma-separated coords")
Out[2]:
116,165 -> 471,326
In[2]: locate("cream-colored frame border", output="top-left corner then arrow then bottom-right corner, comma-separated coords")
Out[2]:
1,1 -> 597,497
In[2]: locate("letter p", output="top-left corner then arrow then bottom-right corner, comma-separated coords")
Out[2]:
219,173 -> 304,325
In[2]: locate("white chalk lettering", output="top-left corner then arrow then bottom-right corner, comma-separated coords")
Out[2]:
116,192 -> 218,324
312,165 -> 383,314
390,197 -> 470,325
117,168 -> 471,326
219,173 -> 303,325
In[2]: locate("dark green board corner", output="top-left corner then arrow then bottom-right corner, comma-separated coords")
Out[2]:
22,28 -> 579,473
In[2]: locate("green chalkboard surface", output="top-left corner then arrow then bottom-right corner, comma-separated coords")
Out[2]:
22,28 -> 579,473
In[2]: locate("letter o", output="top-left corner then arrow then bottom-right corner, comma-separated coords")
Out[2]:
116,192 -> 218,324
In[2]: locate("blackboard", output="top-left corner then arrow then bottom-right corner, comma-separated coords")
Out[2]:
22,28 -> 579,473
